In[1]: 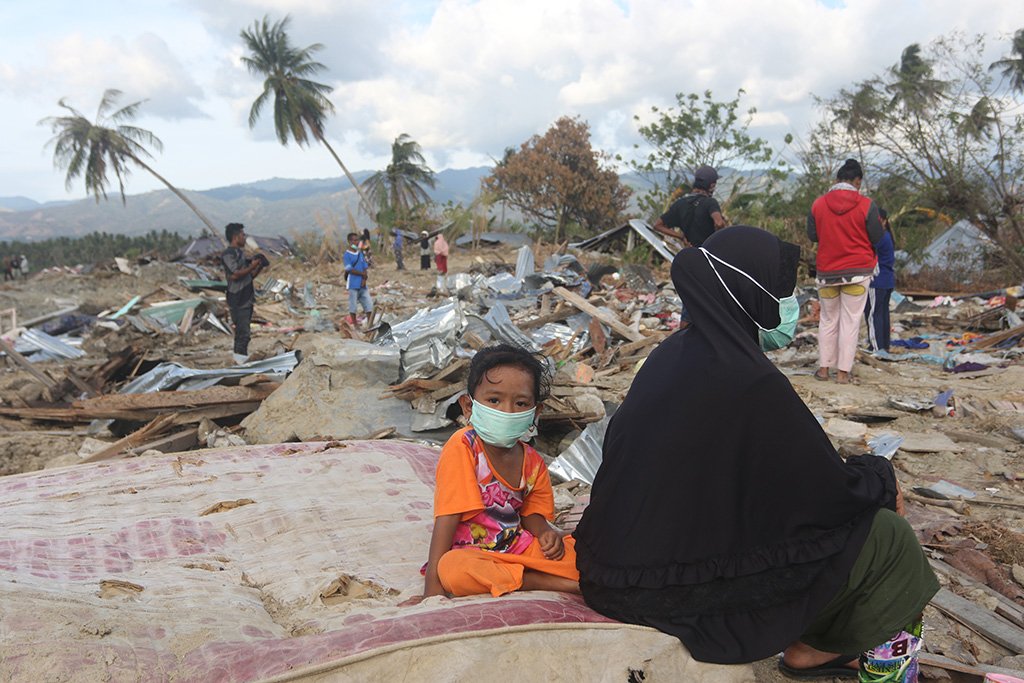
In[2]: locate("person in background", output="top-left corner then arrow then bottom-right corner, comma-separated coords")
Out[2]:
808,159 -> 883,384
392,229 -> 405,270
3,257 -> 13,282
652,165 -> 728,247
865,208 -> 895,353
358,228 -> 373,266
343,231 -> 373,327
419,230 -> 432,270
221,223 -> 266,364
433,232 -> 449,294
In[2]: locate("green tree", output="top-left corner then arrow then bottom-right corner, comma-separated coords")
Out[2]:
630,89 -> 777,217
39,89 -> 218,235
240,15 -> 369,207
486,116 -> 630,242
990,28 -> 1024,93
361,134 -> 437,227
817,31 -> 1024,275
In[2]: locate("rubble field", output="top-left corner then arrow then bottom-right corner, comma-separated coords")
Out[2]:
1,230 -> 1023,681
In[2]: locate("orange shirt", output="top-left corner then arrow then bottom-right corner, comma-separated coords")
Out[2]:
434,427 -> 554,554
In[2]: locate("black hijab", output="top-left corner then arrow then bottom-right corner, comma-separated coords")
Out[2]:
574,226 -> 896,663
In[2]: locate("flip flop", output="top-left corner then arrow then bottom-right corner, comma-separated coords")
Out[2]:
777,653 -> 859,679
813,370 -> 830,382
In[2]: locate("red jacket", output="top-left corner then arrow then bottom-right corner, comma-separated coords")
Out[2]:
808,188 -> 880,280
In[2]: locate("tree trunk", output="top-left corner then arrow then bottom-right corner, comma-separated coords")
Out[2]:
132,156 -> 223,246
319,136 -> 371,211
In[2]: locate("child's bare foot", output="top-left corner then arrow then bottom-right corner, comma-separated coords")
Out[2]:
520,571 -> 580,594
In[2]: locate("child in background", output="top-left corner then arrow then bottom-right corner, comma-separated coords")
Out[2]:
422,344 -> 580,598
865,208 -> 895,352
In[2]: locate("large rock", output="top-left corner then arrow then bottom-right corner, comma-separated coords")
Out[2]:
241,336 -> 414,443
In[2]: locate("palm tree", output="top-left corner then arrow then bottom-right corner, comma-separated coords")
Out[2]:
990,28 -> 1024,93
886,44 -> 945,111
361,134 -> 437,225
40,89 -> 218,234
240,15 -> 368,206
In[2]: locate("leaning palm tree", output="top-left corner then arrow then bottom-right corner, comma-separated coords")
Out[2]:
40,89 -> 218,234
990,28 -> 1024,93
240,15 -> 368,206
360,134 -> 437,225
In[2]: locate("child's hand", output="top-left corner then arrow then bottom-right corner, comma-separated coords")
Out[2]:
537,529 -> 565,560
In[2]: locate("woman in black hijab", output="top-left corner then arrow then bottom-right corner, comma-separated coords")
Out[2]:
574,226 -> 937,675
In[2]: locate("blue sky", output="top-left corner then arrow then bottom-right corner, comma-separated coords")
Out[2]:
0,0 -> 1020,203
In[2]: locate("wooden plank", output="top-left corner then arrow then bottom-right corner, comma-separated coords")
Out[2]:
929,558 -> 1024,629
81,414 -> 178,463
919,652 -> 1024,678
127,426 -> 199,456
64,370 -> 98,398
429,382 -> 464,401
73,385 -> 277,413
551,286 -> 644,342
616,330 -> 667,356
430,358 -> 469,383
0,399 -> 266,424
518,304 -> 574,330
0,338 -> 57,389
974,323 -> 1024,350
930,587 -> 1024,653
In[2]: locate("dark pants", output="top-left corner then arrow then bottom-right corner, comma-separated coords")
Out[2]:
227,285 -> 254,356
864,288 -> 892,352
394,245 -> 405,270
420,254 -> 431,270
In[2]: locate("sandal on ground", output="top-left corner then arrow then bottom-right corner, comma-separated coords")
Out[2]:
813,369 -> 830,382
777,653 -> 859,679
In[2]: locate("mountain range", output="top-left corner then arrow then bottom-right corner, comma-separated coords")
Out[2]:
0,167 -> 498,241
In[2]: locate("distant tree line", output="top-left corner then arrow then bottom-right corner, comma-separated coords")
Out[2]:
0,229 -> 188,270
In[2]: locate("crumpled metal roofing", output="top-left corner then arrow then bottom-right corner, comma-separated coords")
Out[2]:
548,415 -> 610,485
377,299 -> 467,379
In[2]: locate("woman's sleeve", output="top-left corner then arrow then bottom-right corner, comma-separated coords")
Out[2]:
520,456 -> 555,521
845,454 -> 898,512
434,435 -> 484,518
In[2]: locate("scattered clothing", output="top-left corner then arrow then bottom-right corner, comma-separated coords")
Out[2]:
950,362 -> 988,373
891,338 -> 930,350
432,427 -> 578,597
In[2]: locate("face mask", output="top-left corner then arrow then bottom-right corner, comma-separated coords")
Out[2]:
699,248 -> 799,351
469,399 -> 536,448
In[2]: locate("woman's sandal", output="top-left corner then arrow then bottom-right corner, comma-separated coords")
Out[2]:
777,653 -> 859,679
813,369 -> 830,382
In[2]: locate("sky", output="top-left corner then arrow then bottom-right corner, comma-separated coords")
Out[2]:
0,0 -> 1020,203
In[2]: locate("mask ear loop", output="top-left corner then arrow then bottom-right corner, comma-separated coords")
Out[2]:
699,248 -> 774,331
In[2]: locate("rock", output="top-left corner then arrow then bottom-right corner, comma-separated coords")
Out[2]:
1013,564 -> 1024,587
241,336 -> 414,443
824,418 -> 868,440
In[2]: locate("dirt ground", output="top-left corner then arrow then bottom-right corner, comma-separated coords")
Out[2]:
2,239 -> 1024,679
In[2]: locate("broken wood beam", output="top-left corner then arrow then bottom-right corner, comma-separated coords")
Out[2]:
974,323 -> 1024,350
519,304 -> 574,330
126,426 -> 200,456
930,587 -> 1024,654
81,413 -> 179,463
0,338 -> 57,389
551,286 -> 644,342
73,384 -> 278,413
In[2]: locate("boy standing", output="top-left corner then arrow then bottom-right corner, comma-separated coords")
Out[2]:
221,223 -> 266,364
343,232 -> 373,326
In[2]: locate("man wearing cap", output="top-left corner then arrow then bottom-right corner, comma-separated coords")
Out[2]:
652,165 -> 728,247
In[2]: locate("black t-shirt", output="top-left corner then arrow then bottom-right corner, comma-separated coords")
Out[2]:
660,193 -> 721,247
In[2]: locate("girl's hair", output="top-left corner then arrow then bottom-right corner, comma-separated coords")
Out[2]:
466,344 -> 551,403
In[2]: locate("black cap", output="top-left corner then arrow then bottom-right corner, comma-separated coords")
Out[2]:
693,165 -> 719,189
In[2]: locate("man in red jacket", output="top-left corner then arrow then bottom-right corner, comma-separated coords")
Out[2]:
808,159 -> 883,384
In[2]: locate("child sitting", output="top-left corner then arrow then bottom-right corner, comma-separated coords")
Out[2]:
422,344 -> 580,598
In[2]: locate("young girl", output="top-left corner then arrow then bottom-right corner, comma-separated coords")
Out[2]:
422,344 -> 580,598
